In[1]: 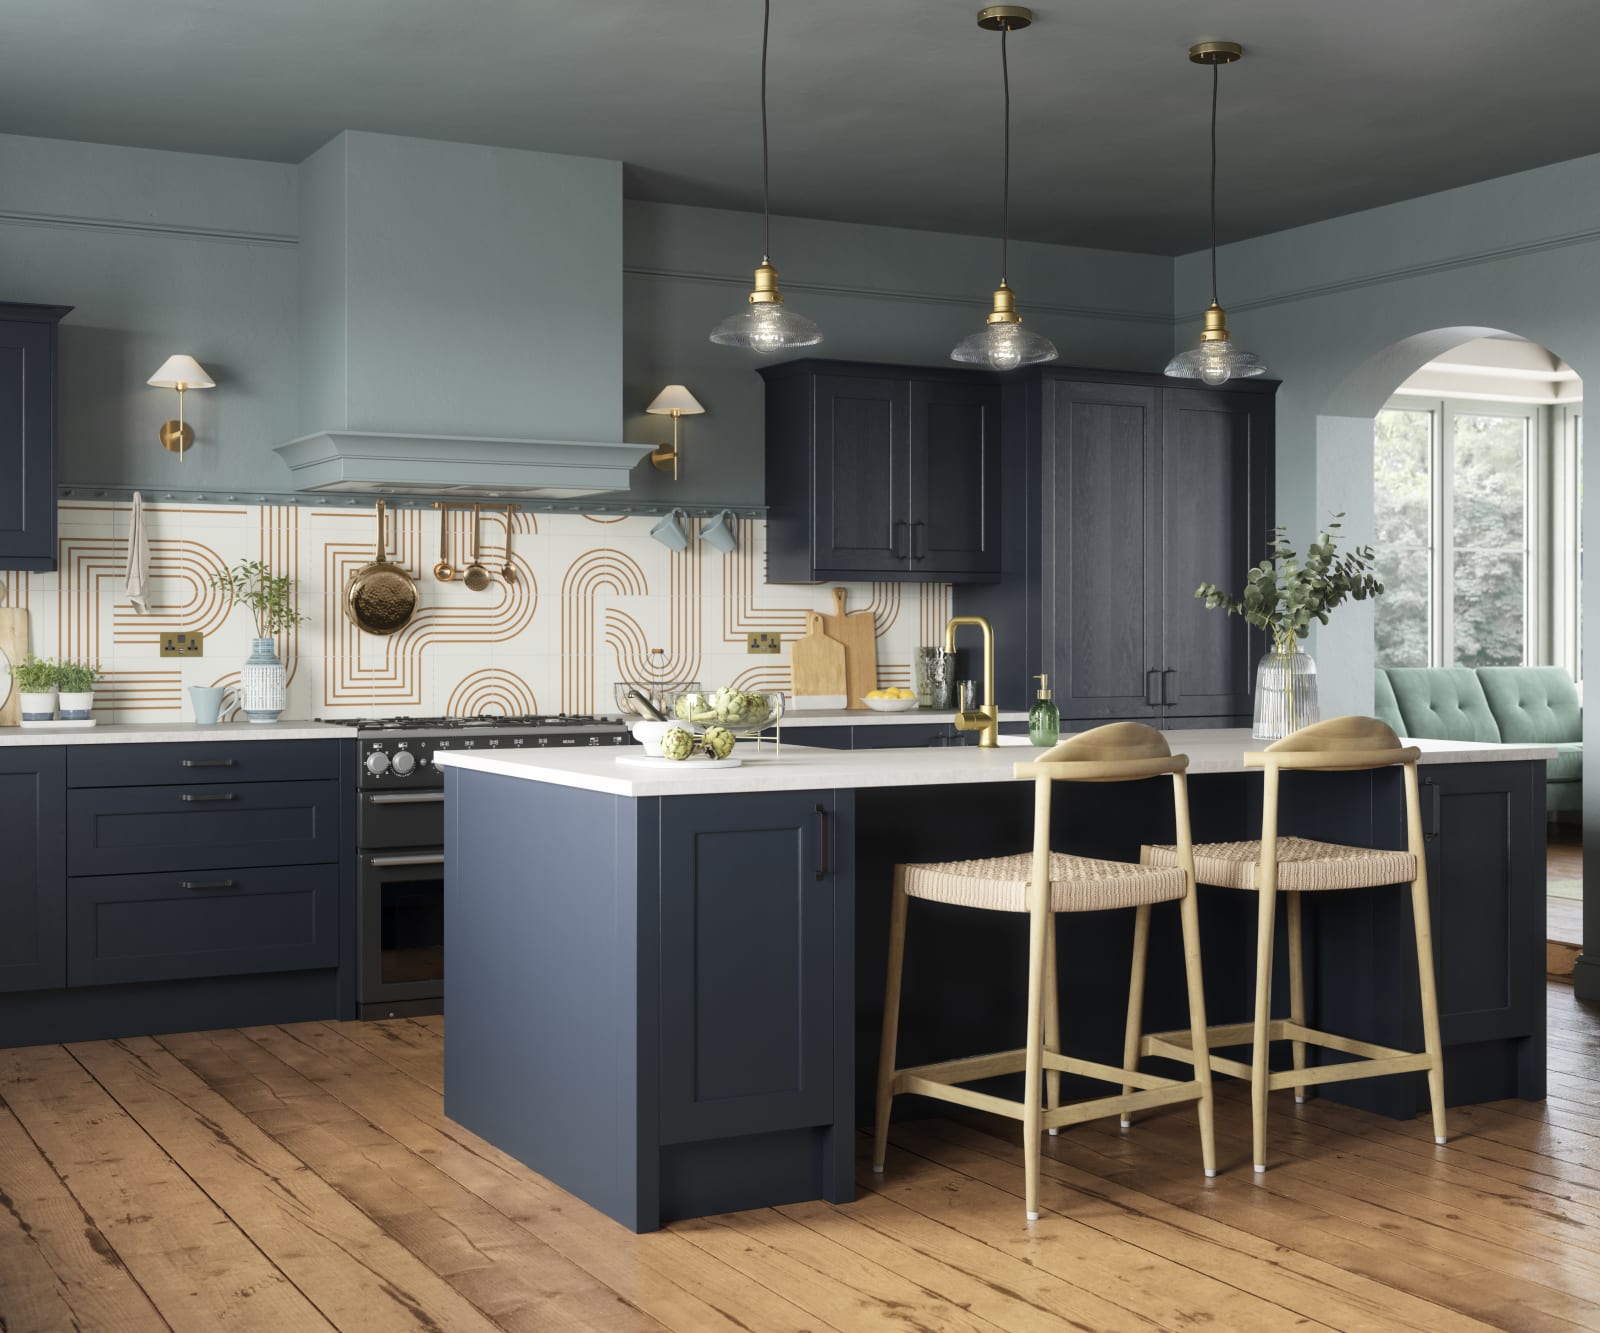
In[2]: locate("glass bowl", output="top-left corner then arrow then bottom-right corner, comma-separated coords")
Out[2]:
615,680 -> 699,722
663,687 -> 785,737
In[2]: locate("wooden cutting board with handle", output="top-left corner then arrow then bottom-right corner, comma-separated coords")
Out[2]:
821,587 -> 878,707
789,612 -> 847,709
0,607 -> 29,727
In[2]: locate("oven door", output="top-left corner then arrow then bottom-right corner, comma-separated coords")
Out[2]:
358,850 -> 445,1018
359,788 -> 446,848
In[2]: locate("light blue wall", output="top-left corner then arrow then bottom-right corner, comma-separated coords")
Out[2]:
623,199 -> 1176,507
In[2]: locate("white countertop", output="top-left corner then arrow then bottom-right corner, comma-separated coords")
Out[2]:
433,728 -> 1558,799
0,720 -> 353,746
780,708 -> 1029,728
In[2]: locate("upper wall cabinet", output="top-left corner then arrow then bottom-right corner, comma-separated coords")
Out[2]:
0,303 -> 71,573
761,360 -> 1002,583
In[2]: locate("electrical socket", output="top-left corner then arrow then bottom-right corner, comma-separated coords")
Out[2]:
746,631 -> 781,654
159,631 -> 205,658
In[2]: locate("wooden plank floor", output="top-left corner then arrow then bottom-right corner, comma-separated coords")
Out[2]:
4,988 -> 1600,1332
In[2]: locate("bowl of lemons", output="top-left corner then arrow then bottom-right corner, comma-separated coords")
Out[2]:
860,688 -> 919,713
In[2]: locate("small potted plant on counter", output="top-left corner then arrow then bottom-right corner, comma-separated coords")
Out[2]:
1195,515 -> 1382,740
55,659 -> 100,724
208,559 -> 308,724
12,654 -> 59,725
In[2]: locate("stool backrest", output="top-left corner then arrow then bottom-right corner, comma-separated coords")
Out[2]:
1245,714 -> 1427,878
1013,722 -> 1195,915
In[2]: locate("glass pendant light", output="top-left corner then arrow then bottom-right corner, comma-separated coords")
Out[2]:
709,0 -> 822,354
1165,41 -> 1269,385
951,6 -> 1057,372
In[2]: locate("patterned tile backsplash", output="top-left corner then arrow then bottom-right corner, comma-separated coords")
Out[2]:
1,501 -> 953,722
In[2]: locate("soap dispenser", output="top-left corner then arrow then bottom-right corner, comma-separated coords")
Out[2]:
1029,673 -> 1060,747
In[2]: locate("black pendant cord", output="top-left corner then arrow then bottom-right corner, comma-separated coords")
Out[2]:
760,0 -> 771,264
1000,23 -> 1011,286
1209,60 -> 1219,307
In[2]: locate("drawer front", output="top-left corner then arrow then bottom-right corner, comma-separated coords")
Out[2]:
68,780 -> 341,876
67,863 -> 338,986
68,739 -> 344,789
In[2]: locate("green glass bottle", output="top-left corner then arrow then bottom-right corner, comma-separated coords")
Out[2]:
1028,673 -> 1060,747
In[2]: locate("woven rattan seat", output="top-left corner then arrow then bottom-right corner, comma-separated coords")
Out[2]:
1143,836 -> 1417,893
904,852 -> 1186,913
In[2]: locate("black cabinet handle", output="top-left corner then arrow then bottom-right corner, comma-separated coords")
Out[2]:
181,758 -> 236,768
911,520 -> 927,559
814,804 -> 830,881
1422,778 -> 1439,839
180,879 -> 238,891
892,520 -> 908,559
1163,669 -> 1181,706
1145,670 -> 1162,707
181,792 -> 236,802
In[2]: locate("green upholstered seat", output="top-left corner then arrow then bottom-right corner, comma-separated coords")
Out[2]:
1385,668 -> 1501,743
1373,670 -> 1404,735
1548,743 -> 1583,785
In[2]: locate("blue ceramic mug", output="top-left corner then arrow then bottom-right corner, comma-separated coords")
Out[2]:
190,684 -> 227,725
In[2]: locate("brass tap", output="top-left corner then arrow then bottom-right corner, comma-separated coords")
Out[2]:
944,615 -> 999,748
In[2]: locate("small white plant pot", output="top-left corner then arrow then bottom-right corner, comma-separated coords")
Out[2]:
18,690 -> 56,722
57,690 -> 95,721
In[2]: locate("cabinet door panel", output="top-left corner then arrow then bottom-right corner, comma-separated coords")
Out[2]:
0,747 -> 66,992
1047,382 -> 1162,719
0,318 -> 58,571
658,792 -> 837,1144
909,379 -> 1001,577
813,376 -> 909,574
1160,391 -> 1271,717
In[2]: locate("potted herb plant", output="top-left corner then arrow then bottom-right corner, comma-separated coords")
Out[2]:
1195,515 -> 1383,739
208,559 -> 308,724
12,654 -> 58,724
56,659 -> 100,723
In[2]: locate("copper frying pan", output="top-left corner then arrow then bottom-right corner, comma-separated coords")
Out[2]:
343,499 -> 418,636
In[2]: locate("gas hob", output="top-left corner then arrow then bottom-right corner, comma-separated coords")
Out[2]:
318,713 -> 632,786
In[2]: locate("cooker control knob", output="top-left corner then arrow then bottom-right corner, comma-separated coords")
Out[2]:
391,750 -> 416,776
365,750 -> 390,776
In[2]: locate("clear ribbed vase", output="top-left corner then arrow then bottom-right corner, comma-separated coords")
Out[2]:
1252,643 -> 1320,741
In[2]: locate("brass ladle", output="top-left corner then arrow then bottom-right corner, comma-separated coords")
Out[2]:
433,506 -> 455,583
463,504 -> 491,592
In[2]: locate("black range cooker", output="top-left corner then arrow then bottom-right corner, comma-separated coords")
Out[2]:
319,713 -> 632,1018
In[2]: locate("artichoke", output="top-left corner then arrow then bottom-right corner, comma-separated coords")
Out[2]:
702,726 -> 736,760
660,726 -> 697,761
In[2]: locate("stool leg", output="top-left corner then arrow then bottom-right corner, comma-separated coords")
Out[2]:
1410,877 -> 1448,1146
1251,886 -> 1277,1174
1287,892 -> 1310,1103
1120,903 -> 1152,1128
1044,915 -> 1061,1134
1177,889 -> 1217,1177
1023,903 -> 1049,1221
872,867 -> 910,1173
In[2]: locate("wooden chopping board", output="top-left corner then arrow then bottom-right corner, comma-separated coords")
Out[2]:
820,587 -> 878,707
0,607 -> 28,727
790,613 -> 847,709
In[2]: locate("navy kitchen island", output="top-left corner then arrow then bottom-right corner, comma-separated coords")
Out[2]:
436,732 -> 1550,1232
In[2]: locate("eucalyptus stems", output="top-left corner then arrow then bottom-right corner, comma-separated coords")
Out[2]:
1196,515 -> 1383,655
208,559 -> 307,639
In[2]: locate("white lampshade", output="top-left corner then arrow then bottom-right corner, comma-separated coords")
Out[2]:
147,355 -> 215,390
646,385 -> 704,416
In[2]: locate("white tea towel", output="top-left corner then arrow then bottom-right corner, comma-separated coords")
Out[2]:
125,491 -> 151,614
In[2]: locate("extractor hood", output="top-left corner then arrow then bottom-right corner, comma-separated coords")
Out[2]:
277,132 -> 647,497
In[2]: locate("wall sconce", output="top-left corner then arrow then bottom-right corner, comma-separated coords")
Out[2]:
646,384 -> 705,482
147,355 -> 215,459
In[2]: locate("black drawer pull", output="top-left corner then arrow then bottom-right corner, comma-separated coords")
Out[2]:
179,879 -> 238,891
369,853 -> 446,867
181,758 -> 237,768
180,792 -> 237,803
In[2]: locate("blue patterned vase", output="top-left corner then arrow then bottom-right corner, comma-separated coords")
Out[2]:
241,637 -> 286,724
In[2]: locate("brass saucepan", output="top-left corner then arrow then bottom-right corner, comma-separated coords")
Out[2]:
344,499 -> 419,636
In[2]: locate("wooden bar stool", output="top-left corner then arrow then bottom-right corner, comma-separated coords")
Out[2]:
1137,715 -> 1446,1174
872,722 -> 1217,1221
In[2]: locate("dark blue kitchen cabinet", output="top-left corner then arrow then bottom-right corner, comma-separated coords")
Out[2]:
0,303 -> 71,572
0,746 -> 66,992
762,360 -> 1002,584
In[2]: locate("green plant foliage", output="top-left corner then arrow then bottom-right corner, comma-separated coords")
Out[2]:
208,559 -> 308,639
55,660 -> 100,693
1195,515 -> 1384,653
10,654 -> 59,693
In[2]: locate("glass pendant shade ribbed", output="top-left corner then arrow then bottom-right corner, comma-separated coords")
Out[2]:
709,2 -> 822,354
